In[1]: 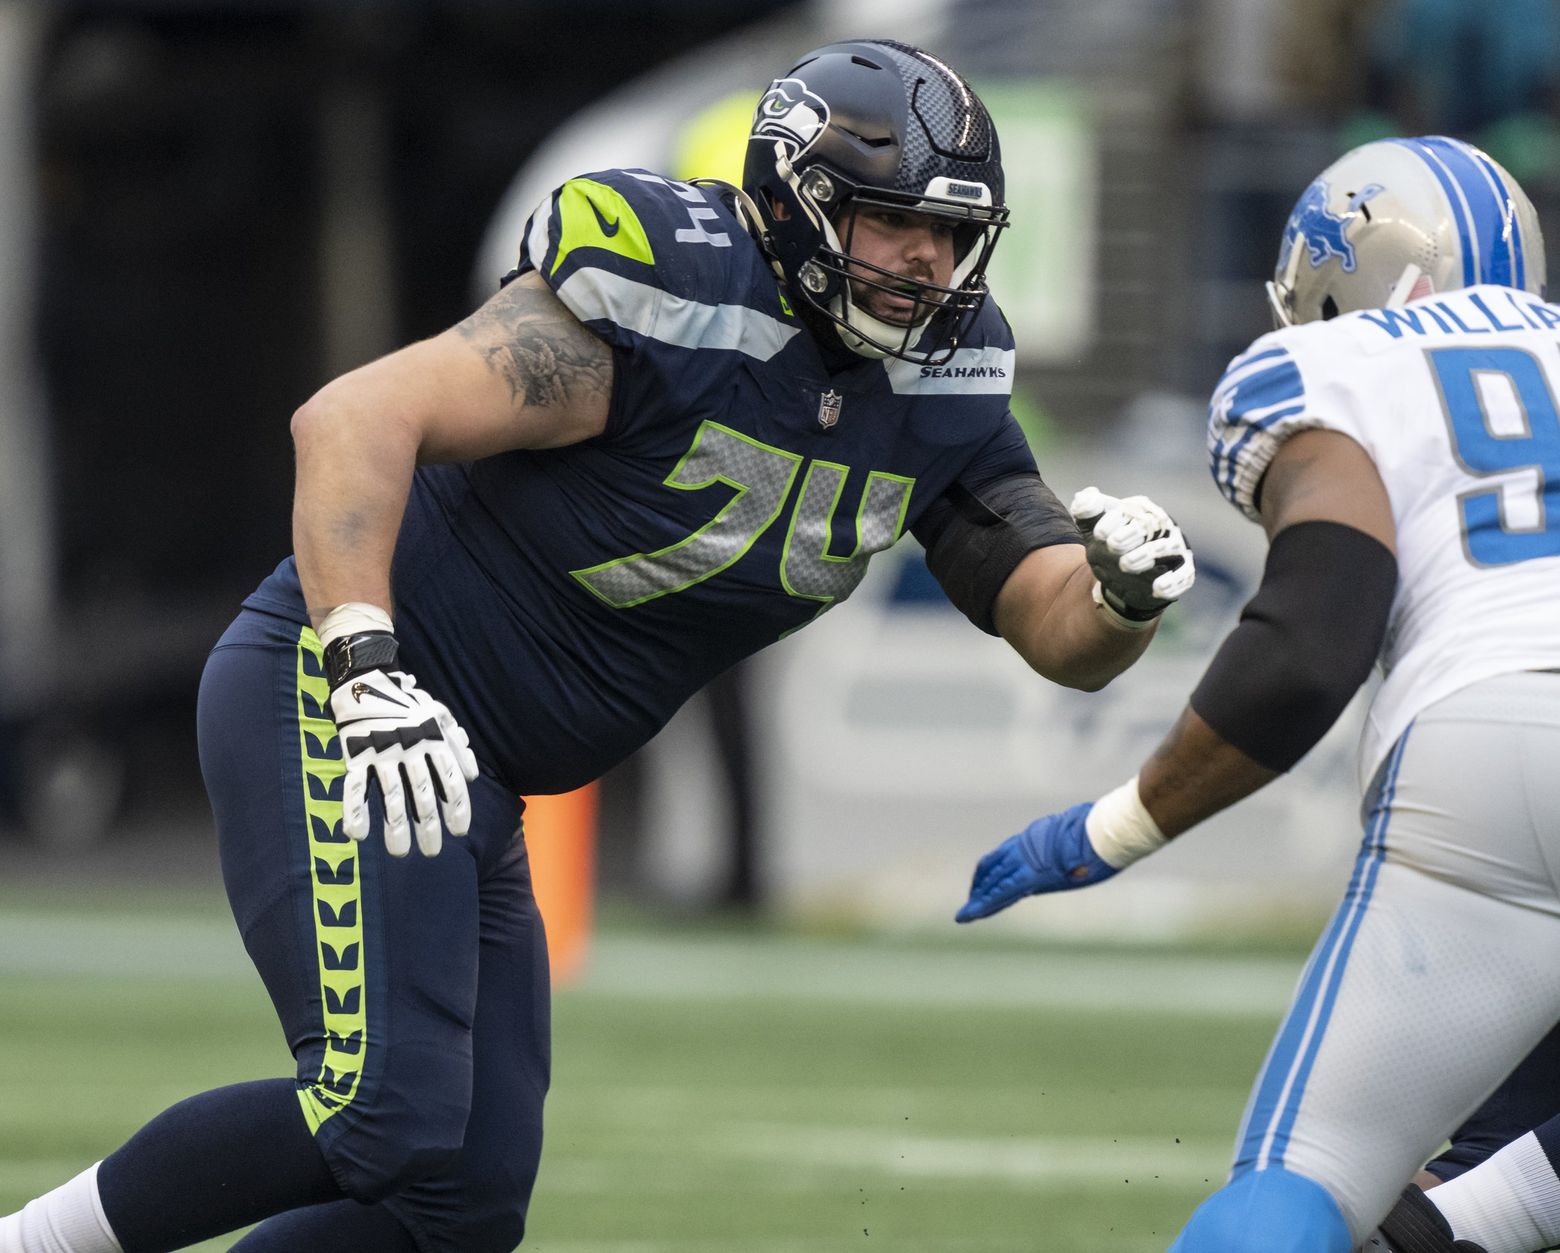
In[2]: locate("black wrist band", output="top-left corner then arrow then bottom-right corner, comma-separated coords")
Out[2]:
1100,585 -> 1164,622
324,631 -> 400,689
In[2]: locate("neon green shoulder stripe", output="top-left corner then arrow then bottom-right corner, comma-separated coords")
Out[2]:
551,178 -> 655,276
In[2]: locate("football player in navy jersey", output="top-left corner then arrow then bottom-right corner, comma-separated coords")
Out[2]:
0,40 -> 1192,1253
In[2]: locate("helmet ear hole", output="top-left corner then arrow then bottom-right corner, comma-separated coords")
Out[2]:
1321,295 -> 1339,321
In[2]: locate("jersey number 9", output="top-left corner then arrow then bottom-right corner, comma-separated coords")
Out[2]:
1432,345 -> 1560,567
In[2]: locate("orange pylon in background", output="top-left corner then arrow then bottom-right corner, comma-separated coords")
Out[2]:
521,783 -> 598,986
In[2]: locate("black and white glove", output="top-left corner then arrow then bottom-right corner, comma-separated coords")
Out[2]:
324,625 -> 479,857
1070,487 -> 1196,630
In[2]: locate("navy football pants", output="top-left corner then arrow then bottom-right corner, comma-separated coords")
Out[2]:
199,609 -> 550,1251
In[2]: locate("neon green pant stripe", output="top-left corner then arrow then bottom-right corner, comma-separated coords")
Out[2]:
294,627 -> 367,1134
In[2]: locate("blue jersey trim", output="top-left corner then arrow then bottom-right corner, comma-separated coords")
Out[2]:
1208,345 -> 1307,503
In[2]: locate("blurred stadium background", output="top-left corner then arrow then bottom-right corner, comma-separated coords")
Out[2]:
1,0 -> 1557,1246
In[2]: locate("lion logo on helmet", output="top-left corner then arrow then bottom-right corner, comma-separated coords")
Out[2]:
1279,179 -> 1384,275
752,77 -> 830,158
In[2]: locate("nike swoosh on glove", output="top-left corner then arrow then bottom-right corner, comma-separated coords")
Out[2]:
329,669 -> 480,857
956,803 -> 1117,922
1070,487 -> 1196,625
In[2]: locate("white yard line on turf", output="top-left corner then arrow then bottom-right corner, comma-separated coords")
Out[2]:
713,1123 -> 1228,1186
535,1126 -> 1226,1192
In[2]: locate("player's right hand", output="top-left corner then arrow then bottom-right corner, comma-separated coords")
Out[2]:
328,665 -> 479,857
955,803 -> 1117,922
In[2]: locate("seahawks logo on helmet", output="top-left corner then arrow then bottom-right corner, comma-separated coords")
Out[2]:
752,77 -> 830,158
1280,179 -> 1383,274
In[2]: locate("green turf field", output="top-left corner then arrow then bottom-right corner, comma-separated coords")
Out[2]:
0,890 -> 1307,1252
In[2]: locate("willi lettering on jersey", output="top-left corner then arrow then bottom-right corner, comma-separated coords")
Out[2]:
1360,289 -> 1560,339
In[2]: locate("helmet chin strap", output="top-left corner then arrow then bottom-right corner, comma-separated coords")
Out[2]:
834,227 -> 989,359
818,204 -> 950,360
833,305 -> 916,359
794,203 -> 925,360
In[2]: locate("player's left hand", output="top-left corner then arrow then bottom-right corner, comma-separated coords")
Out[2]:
1070,488 -> 1195,628
955,802 -> 1117,923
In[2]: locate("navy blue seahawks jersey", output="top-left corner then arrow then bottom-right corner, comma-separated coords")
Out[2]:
246,168 -> 1036,793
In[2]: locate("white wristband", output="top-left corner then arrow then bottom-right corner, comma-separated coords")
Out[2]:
1085,775 -> 1167,870
318,602 -> 395,650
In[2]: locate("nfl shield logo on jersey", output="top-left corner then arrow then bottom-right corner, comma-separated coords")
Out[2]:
817,389 -> 843,429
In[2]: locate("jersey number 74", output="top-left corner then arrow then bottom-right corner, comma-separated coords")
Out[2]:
570,420 -> 915,613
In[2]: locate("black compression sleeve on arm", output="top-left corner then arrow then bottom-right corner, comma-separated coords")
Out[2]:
1189,521 -> 1396,772
917,473 -> 1083,635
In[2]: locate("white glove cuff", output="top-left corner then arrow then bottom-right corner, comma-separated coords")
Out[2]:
1085,775 -> 1167,870
1090,580 -> 1158,632
318,602 -> 395,649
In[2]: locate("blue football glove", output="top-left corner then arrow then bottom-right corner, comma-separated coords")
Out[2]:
955,802 -> 1119,923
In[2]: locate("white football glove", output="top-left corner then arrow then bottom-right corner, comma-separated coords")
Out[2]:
328,666 -> 480,857
1070,487 -> 1196,629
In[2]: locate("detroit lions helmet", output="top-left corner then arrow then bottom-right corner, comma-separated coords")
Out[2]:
1267,135 -> 1546,327
739,39 -> 1008,363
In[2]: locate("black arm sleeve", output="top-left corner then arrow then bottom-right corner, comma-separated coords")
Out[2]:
916,472 -> 1083,635
1189,520 -> 1397,772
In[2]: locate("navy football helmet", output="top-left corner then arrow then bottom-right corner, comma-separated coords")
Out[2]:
738,39 -> 1008,363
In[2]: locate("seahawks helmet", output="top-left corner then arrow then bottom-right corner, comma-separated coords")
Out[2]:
1267,135 -> 1547,327
739,39 -> 1008,363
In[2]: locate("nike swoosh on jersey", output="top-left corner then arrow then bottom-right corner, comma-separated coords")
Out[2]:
589,200 -> 621,237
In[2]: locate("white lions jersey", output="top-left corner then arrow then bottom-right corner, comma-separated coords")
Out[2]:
1208,284 -> 1560,781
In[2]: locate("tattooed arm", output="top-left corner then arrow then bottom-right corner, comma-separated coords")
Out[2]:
290,270 -> 614,627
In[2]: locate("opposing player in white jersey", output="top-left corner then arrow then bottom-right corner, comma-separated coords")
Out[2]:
956,134 -> 1560,1252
